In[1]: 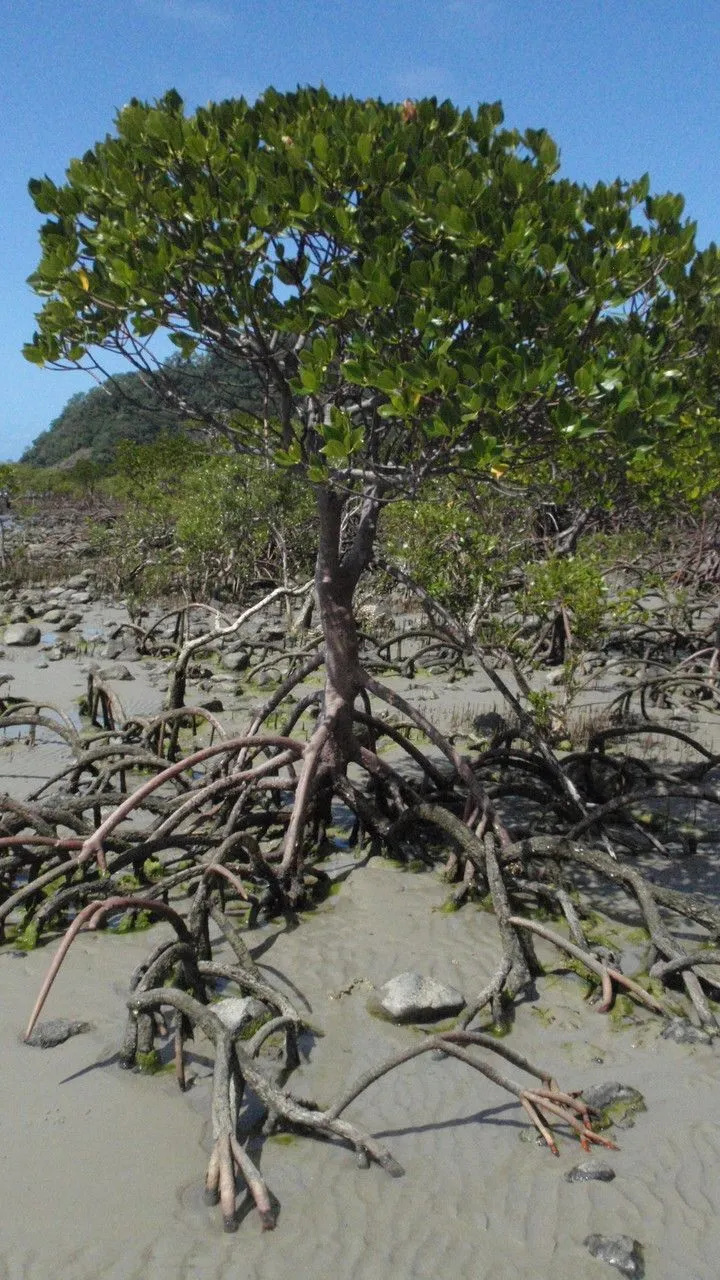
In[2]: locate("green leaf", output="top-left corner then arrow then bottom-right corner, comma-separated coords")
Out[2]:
618,388 -> 639,413
536,243 -> 556,272
357,134 -> 372,164
496,385 -> 518,411
574,363 -> 596,396
299,189 -> 319,215
553,400 -> 576,430
299,366 -> 322,393
168,333 -> 198,359
22,342 -> 47,365
341,359 -> 365,383
321,438 -> 350,461
374,369 -> 399,392
313,132 -> 328,163
28,177 -> 59,214
251,202 -> 270,226
537,133 -> 558,167
274,441 -> 301,467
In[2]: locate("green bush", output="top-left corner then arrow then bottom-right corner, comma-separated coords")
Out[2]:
380,482 -> 523,623
92,435 -> 315,600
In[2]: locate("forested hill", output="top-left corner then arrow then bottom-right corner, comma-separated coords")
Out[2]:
22,354 -> 267,466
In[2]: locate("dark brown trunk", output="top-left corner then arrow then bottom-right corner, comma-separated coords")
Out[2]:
315,488 -> 361,770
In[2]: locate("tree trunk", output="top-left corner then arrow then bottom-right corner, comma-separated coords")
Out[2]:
278,484 -> 384,893
315,488 -> 363,771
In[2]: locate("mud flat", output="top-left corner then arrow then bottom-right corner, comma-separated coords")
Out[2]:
3,854 -> 720,1280
2,600 -> 720,1279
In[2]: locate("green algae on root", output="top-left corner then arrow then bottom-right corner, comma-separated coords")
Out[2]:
135,1049 -> 163,1074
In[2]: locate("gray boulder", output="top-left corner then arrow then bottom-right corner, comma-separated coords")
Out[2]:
222,650 -> 250,672
200,698 -> 224,713
56,612 -> 84,632
4,623 -> 41,646
370,972 -> 466,1023
96,662 -> 134,681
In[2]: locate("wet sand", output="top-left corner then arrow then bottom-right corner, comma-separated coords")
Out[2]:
2,601 -> 720,1279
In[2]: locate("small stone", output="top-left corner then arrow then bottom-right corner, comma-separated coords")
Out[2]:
661,1017 -> 714,1045
214,997 -> 269,1033
4,623 -> 41,647
369,972 -> 466,1023
582,1081 -> 643,1112
41,608 -> 65,623
518,1128 -> 546,1147
584,1233 -> 644,1278
472,710 -> 507,740
582,1081 -> 646,1131
565,1159 -> 616,1183
26,1018 -> 92,1048
69,590 -> 93,604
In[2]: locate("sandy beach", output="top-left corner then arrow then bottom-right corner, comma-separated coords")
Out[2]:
2,593 -> 720,1280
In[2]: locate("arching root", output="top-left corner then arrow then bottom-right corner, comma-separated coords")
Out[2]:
128,987 -> 614,1233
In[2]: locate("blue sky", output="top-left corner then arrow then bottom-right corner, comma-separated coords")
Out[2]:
2,0 -> 719,460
